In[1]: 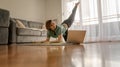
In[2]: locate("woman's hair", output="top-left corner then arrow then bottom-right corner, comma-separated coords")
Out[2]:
45,20 -> 52,30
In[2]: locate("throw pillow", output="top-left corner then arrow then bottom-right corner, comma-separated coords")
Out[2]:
15,19 -> 26,28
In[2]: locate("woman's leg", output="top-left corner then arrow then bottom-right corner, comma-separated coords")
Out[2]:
62,4 -> 78,28
62,4 -> 78,41
63,29 -> 68,41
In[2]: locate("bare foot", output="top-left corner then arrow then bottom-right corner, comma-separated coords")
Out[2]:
75,2 -> 80,6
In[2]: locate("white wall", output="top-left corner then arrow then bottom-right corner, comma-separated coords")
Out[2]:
0,0 -> 45,22
0,0 -> 62,23
45,0 -> 62,24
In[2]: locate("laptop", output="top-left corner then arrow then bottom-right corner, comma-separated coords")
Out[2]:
66,30 -> 86,44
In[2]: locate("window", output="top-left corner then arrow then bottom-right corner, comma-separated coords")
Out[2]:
101,0 -> 120,23
65,0 -> 120,26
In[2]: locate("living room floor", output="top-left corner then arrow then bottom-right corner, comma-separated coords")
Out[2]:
0,42 -> 120,67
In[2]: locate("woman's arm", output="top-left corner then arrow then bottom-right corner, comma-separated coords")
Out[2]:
40,37 -> 50,43
50,34 -> 63,43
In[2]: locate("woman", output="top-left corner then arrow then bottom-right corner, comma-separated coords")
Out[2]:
42,2 -> 80,43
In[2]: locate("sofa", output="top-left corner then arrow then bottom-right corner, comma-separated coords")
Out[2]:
0,8 -> 10,45
9,18 -> 47,44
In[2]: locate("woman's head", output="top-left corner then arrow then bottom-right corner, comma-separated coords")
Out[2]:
45,20 -> 56,31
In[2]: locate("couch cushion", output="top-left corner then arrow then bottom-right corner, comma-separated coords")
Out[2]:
17,19 -> 29,27
16,19 -> 26,28
17,36 -> 45,43
0,8 -> 10,27
28,21 -> 43,29
17,28 -> 42,36
10,18 -> 29,28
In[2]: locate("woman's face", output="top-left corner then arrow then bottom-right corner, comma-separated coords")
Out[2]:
50,21 -> 56,31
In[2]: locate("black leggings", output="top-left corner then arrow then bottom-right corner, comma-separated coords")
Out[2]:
62,5 -> 78,41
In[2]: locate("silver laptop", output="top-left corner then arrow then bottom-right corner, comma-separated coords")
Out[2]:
67,30 -> 86,44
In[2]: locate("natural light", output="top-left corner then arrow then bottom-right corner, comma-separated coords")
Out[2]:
66,0 -> 120,26
63,0 -> 120,42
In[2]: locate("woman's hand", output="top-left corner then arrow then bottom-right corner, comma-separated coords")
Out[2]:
41,40 -> 49,43
50,34 -> 63,43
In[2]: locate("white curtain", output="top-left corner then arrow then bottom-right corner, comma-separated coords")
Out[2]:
62,0 -> 120,43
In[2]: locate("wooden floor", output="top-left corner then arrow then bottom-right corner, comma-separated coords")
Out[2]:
0,42 -> 120,67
